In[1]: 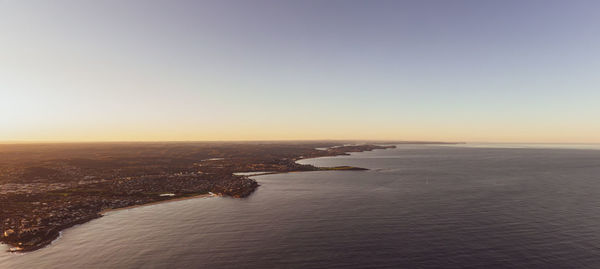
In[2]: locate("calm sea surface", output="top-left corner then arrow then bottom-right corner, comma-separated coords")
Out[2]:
2,144 -> 600,268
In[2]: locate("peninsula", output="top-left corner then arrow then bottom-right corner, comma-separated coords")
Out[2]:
0,142 -> 397,252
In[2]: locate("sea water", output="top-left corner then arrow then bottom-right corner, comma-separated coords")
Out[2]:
2,144 -> 600,268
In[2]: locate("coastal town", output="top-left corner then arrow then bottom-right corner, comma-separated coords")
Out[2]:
0,142 -> 395,252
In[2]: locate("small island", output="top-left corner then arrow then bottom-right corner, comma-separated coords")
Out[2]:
0,142 -> 397,252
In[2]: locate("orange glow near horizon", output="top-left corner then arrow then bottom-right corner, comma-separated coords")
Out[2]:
2,1 -> 600,144
2,122 -> 600,144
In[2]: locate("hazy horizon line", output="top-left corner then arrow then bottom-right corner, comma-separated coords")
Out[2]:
2,139 -> 600,145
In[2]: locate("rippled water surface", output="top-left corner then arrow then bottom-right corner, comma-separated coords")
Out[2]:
2,144 -> 600,268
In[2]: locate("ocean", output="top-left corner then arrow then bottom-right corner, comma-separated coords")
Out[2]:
2,144 -> 600,268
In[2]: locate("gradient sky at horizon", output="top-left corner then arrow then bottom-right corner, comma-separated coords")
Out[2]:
1,0 -> 600,142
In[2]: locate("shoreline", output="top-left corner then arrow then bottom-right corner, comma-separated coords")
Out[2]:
99,193 -> 214,215
2,193 -> 215,253
30,162 -> 370,251
2,143 -> 396,253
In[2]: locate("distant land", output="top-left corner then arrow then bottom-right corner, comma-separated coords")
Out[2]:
0,141 -> 455,252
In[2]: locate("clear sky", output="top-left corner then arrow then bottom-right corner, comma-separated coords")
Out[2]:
1,0 -> 599,142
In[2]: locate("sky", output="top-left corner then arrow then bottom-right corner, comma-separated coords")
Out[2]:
1,0 -> 600,143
